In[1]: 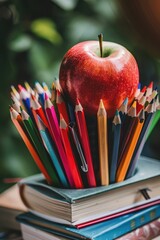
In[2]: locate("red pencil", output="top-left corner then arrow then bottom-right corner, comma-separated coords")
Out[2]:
136,86 -> 147,100
146,81 -> 153,97
56,90 -> 69,124
31,94 -> 50,130
60,114 -> 84,189
75,99 -> 96,187
136,92 -> 146,115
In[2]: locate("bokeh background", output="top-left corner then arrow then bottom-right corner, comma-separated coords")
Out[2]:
0,0 -> 160,192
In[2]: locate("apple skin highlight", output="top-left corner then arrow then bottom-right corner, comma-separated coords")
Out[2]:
59,41 -> 139,117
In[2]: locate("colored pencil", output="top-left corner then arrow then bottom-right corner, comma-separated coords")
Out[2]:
21,109 -> 60,186
35,81 -> 45,107
38,117 -> 69,188
146,88 -> 158,104
134,83 -> 141,99
44,93 -> 60,139
12,99 -> 21,114
45,94 -> 75,188
126,102 -> 155,178
50,82 -> 56,103
31,94 -> 50,130
24,82 -> 35,96
42,82 -> 51,98
60,115 -> 84,189
118,100 -> 137,165
146,81 -> 153,97
68,122 -> 88,174
11,85 -> 20,100
56,90 -> 69,124
10,107 -> 52,185
118,98 -> 128,122
147,94 -> 160,139
116,111 -> 144,182
109,110 -> 121,184
97,99 -> 109,186
18,84 -> 33,117
136,92 -> 146,115
75,99 -> 96,187
136,85 -> 147,101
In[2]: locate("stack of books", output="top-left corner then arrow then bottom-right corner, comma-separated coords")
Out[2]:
16,157 -> 160,239
9,81 -> 160,239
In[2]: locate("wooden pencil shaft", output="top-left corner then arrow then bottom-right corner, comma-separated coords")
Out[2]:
98,114 -> 109,185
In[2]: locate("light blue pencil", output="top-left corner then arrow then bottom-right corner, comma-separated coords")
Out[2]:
38,117 -> 69,188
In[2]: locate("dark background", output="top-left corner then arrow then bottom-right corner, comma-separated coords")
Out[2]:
0,0 -> 160,192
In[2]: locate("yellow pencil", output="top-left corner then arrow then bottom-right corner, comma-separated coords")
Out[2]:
97,99 -> 109,185
116,113 -> 144,182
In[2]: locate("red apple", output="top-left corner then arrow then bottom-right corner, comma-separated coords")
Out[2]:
59,41 -> 139,117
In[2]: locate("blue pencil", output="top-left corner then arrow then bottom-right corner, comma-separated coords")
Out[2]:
119,97 -> 128,123
18,84 -> 34,120
35,81 -> 45,107
38,117 -> 69,188
109,110 -> 121,184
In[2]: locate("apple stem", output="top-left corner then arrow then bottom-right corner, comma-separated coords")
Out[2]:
98,33 -> 103,57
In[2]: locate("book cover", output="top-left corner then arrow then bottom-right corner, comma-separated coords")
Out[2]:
17,204 -> 160,240
18,156 -> 160,226
116,218 -> 160,240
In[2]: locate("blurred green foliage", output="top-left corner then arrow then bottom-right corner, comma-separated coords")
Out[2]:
0,0 -> 159,192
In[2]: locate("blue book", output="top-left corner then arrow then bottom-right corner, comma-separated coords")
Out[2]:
17,204 -> 160,240
18,156 -> 160,227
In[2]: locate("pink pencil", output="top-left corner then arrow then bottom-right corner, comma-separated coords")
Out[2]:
44,94 -> 75,188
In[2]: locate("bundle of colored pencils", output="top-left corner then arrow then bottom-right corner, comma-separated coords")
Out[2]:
10,81 -> 160,188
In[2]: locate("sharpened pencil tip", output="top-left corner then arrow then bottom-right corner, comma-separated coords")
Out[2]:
148,81 -> 153,89
18,84 -> 24,92
99,99 -> 104,108
60,114 -> 67,129
123,98 -> 128,105
75,98 -> 83,112
131,100 -> 137,109
76,98 -> 80,105
44,92 -> 48,100
115,109 -> 119,116
138,83 -> 141,89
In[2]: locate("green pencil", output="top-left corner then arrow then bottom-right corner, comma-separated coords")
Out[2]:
21,109 -> 60,186
146,109 -> 160,139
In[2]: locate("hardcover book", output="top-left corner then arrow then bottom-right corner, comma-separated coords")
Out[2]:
18,156 -> 160,227
17,204 -> 160,240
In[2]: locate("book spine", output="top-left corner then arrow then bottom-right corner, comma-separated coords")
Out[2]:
116,218 -> 160,240
95,205 -> 160,240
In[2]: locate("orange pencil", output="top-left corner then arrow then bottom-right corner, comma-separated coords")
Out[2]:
75,99 -> 96,187
97,99 -> 109,186
60,114 -> 83,189
10,107 -> 52,184
116,112 -> 144,182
